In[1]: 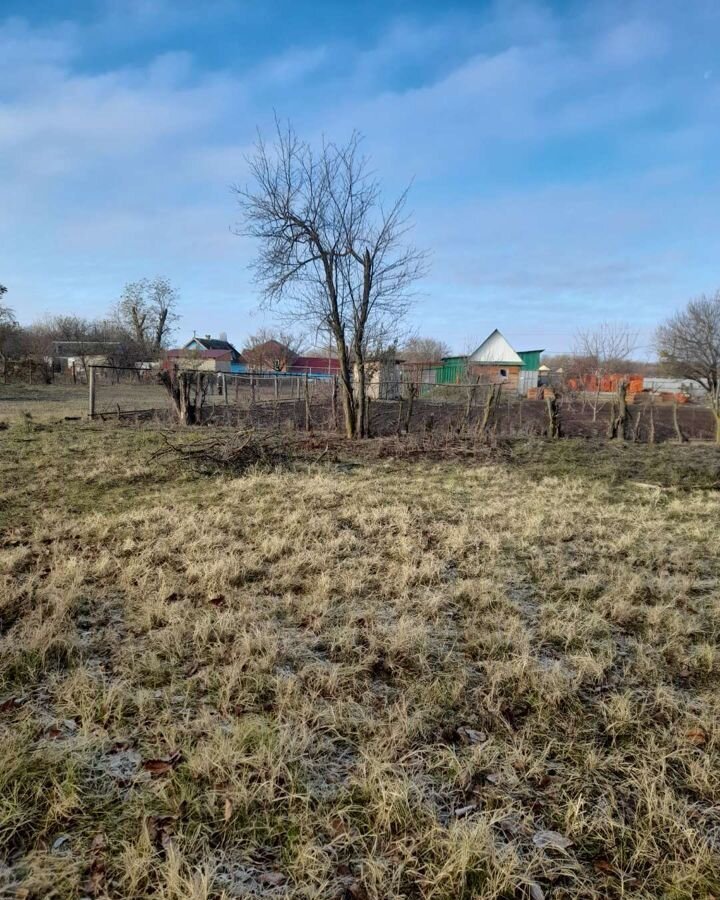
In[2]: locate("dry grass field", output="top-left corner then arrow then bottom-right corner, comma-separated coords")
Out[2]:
0,382 -> 181,423
1,422 -> 719,899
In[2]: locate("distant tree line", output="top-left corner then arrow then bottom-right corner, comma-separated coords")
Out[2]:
0,277 -> 180,383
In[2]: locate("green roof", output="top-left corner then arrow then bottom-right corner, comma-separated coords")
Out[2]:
518,349 -> 544,370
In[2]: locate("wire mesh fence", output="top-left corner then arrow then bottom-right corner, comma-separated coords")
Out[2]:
89,366 -> 338,419
84,365 -> 719,442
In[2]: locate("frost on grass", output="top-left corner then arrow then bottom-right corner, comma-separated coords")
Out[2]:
0,424 -> 719,899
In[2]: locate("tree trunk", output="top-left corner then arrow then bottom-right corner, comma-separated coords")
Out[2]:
404,383 -> 416,434
477,384 -> 501,436
159,368 -> 207,425
672,399 -> 688,444
331,376 -> 338,431
354,354 -> 367,438
463,377 -> 479,431
154,308 -> 168,351
545,394 -> 561,438
131,305 -> 147,346
648,397 -> 655,444
714,408 -> 720,445
334,340 -> 356,438
608,381 -> 630,440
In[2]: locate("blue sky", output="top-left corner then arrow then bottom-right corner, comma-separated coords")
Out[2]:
2,0 -> 720,354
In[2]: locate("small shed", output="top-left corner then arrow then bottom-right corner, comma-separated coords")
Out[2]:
437,356 -> 468,384
467,330 -> 524,391
517,349 -> 544,395
359,352 -> 403,400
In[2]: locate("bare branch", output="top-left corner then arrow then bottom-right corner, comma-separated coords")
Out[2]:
232,121 -> 428,437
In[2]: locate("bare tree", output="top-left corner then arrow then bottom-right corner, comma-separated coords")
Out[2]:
656,292 -> 720,443
35,315 -> 99,381
0,289 -> 18,384
158,368 -> 209,425
573,322 -> 638,421
402,336 -> 450,362
233,122 -> 426,438
116,277 -> 179,353
242,328 -> 300,372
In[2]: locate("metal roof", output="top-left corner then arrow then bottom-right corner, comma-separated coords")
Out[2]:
184,337 -> 239,352
468,329 -> 523,366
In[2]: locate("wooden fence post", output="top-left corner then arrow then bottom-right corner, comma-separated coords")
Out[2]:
304,373 -> 311,431
88,366 -> 96,418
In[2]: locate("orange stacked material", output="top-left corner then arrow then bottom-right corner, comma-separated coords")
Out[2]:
627,375 -> 644,395
658,391 -> 690,404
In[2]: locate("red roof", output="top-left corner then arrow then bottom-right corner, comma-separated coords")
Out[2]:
166,348 -> 233,360
292,356 -> 340,369
289,356 -> 341,374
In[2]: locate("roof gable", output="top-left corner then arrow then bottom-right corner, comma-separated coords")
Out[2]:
185,337 -> 237,352
181,336 -> 241,361
468,329 -> 523,366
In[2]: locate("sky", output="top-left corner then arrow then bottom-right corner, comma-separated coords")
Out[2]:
2,0 -> 720,355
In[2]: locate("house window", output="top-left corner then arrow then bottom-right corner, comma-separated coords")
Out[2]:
500,368 -> 508,378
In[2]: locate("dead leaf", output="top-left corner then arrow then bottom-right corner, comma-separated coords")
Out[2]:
328,816 -> 348,836
593,858 -> 615,875
457,725 -> 487,745
528,882 -> 545,900
44,726 -> 63,740
0,696 -> 22,713
146,814 -> 178,852
84,856 -> 106,896
259,871 -> 285,887
686,727 -> 707,746
160,830 -> 174,852
91,832 -> 107,852
532,829 -> 573,851
485,773 -> 501,785
495,813 -> 530,837
454,803 -> 478,818
143,759 -> 174,775
224,797 -> 233,822
142,750 -> 183,776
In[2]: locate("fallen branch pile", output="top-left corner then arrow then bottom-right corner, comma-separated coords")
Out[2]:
151,429 -> 295,474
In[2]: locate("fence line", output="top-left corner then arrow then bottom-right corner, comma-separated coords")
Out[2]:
83,365 -> 718,442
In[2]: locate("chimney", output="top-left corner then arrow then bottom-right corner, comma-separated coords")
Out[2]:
219,331 -> 228,342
